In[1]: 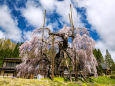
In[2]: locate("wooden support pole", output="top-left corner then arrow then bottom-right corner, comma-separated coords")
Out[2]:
74,52 -> 77,80
49,33 -> 64,38
51,35 -> 55,80
80,71 -> 88,82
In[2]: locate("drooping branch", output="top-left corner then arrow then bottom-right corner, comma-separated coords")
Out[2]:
49,32 -> 68,50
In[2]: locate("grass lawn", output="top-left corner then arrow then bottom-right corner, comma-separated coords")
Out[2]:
0,76 -> 115,86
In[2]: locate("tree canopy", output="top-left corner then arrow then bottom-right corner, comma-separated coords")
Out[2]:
105,49 -> 114,69
17,26 -> 98,78
93,49 -> 104,75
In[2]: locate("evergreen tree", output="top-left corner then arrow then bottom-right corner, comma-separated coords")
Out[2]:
12,43 -> 20,57
0,48 -> 13,67
93,49 -> 104,63
105,49 -> 114,69
111,64 -> 115,71
93,49 -> 104,75
0,48 -> 13,58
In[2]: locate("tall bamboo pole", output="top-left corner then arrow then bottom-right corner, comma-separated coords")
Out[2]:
70,4 -> 74,41
41,10 -> 46,55
69,4 -> 77,80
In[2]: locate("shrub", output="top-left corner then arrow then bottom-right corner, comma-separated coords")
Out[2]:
53,77 -> 64,82
111,64 -> 115,71
110,75 -> 115,79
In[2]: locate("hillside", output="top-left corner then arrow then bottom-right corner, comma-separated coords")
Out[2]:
0,39 -> 21,66
0,39 -> 16,50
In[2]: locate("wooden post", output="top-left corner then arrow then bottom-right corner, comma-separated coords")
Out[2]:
74,52 -> 77,80
1,70 -> 4,76
30,74 -> 34,79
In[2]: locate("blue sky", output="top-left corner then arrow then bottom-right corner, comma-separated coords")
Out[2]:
0,0 -> 115,61
0,0 -> 99,41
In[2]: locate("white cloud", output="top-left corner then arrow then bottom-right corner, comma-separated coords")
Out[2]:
39,0 -> 56,11
110,51 -> 115,62
95,41 -> 106,59
76,0 -> 115,61
47,22 -> 58,32
96,41 -> 115,61
0,31 -> 5,39
40,0 -> 82,27
22,1 -> 44,28
56,0 -> 74,24
0,5 -> 22,42
23,0 -> 82,29
23,31 -> 32,41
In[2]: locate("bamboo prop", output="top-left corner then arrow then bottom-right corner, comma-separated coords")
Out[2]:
41,10 -> 46,55
64,51 -> 72,82
69,4 -> 74,41
69,4 -> 77,80
42,10 -> 46,42
38,10 -> 46,75
79,71 -> 88,82
74,51 -> 77,80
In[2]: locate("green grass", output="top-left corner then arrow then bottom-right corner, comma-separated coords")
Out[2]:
0,76 -> 115,86
90,76 -> 115,85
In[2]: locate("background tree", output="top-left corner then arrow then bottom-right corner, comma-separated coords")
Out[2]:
12,43 -> 21,57
105,49 -> 114,69
93,49 -> 104,63
72,28 -> 98,77
93,49 -> 104,75
0,39 -> 16,50
111,64 -> 115,71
